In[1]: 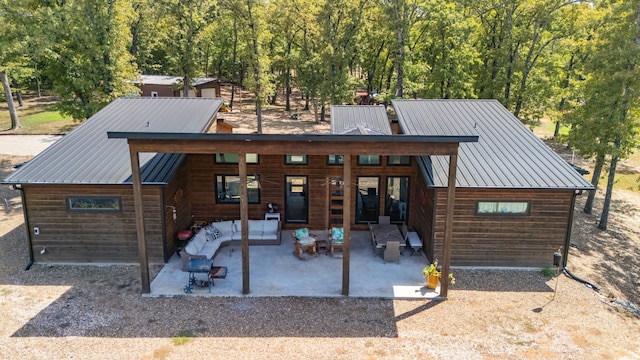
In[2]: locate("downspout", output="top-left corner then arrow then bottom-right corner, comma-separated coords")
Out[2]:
563,190 -> 580,267
14,185 -> 34,270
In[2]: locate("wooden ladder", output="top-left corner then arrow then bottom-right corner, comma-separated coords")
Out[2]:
326,177 -> 344,229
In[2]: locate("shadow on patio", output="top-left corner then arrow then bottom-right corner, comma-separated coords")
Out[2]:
150,231 -> 439,299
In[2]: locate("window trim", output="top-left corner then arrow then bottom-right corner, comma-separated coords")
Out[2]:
215,174 -> 261,204
67,196 -> 122,212
475,200 -> 531,216
285,155 -> 308,165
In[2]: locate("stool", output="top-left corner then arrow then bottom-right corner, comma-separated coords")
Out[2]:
406,232 -> 423,256
209,266 -> 228,288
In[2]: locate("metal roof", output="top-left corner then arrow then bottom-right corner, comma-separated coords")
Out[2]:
3,97 -> 222,185
134,75 -> 219,87
393,99 -> 594,190
136,75 -> 183,86
330,105 -> 392,135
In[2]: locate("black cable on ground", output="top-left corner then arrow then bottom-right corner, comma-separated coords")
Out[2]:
563,266 -> 600,292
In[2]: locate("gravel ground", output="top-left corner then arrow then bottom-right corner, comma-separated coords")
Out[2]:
1,153 -> 640,359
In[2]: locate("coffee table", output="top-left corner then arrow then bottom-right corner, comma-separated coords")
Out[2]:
184,258 -> 213,293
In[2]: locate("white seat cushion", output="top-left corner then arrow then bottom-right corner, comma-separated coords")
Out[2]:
214,220 -> 234,234
262,220 -> 279,234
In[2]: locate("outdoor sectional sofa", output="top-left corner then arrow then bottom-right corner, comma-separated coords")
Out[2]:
179,219 -> 281,271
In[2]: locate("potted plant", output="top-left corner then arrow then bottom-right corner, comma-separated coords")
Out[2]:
422,259 -> 455,289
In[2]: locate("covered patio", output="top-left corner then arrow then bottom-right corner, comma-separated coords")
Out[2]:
109,131 -> 478,298
150,231 -> 439,299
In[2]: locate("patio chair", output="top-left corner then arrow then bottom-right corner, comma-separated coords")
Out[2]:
384,241 -> 400,263
329,227 -> 345,257
291,228 -> 318,260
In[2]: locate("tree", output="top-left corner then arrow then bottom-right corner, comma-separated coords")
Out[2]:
0,0 -> 28,129
565,0 -> 640,230
37,0 -> 139,120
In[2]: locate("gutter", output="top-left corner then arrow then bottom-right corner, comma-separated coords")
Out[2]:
13,184 -> 34,270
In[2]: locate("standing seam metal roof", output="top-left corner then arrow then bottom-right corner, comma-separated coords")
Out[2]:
3,97 -> 222,185
392,99 -> 594,190
330,105 -> 392,135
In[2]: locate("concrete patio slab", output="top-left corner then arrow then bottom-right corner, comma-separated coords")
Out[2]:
149,231 -> 440,299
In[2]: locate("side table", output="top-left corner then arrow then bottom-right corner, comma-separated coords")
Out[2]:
264,213 -> 280,221
315,239 -> 329,256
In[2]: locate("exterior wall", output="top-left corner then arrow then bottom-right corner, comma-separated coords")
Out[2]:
410,179 -> 436,259
432,188 -> 574,267
162,159 -> 193,259
137,84 -> 175,97
187,154 -> 418,231
22,184 -> 164,263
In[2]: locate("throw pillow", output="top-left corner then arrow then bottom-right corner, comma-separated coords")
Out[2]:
210,226 -> 221,240
294,228 -> 309,239
331,227 -> 344,241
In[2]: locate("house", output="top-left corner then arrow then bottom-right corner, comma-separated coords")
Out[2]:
3,98 -> 592,296
134,75 -> 221,98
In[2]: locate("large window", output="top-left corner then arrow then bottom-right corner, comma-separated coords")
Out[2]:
385,177 -> 409,223
476,201 -> 530,215
285,155 -> 307,165
356,177 -> 380,223
358,155 -> 381,166
216,175 -> 260,203
67,196 -> 121,211
215,153 -> 258,164
285,176 -> 308,223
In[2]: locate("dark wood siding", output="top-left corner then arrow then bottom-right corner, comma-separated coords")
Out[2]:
187,154 -> 418,231
410,180 -> 436,259
432,188 -> 573,267
137,84 -> 175,97
23,184 -> 164,263
162,159 -> 192,259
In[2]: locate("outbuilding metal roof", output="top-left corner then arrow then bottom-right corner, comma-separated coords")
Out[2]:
3,98 -> 222,185
134,75 -> 219,87
330,105 -> 392,135
393,99 -> 594,190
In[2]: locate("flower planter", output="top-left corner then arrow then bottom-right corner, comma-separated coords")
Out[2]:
426,275 -> 439,289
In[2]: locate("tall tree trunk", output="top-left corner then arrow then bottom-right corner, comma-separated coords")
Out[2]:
312,98 -> 318,123
584,153 -> 604,214
305,92 -> 310,111
16,90 -> 23,106
1,71 -> 21,129
230,18 -> 238,107
598,145 -> 619,231
247,0 -> 262,134
285,66 -> 291,112
393,0 -> 405,98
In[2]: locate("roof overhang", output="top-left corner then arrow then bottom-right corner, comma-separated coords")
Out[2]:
107,132 -> 479,156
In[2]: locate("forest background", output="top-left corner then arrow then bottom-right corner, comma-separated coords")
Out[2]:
1,0 -> 639,229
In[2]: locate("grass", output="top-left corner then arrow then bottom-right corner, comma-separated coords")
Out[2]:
0,96 -> 77,134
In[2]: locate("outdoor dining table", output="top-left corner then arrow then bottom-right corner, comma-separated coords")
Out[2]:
370,224 -> 406,253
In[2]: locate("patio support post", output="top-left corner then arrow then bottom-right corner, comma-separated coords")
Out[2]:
239,153 -> 250,294
129,148 -> 150,294
440,153 -> 458,298
342,154 -> 351,296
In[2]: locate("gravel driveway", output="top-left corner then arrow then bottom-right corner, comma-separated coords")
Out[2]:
0,134 -> 62,156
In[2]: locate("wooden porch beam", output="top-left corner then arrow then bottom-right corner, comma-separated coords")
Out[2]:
239,153 -> 250,294
342,154 -> 352,296
125,139 -> 462,156
440,154 -> 458,298
129,149 -> 150,294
